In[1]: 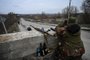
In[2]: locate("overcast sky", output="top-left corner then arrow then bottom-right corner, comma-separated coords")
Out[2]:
0,0 -> 83,14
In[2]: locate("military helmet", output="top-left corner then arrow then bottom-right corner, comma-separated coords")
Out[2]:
58,20 -> 68,27
68,17 -> 76,24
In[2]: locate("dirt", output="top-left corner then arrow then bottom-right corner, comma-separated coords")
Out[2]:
0,35 -> 12,42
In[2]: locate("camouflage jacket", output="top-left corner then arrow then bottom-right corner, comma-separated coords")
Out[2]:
57,31 -> 85,56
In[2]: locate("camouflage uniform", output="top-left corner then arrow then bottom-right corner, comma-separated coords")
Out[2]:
55,24 -> 85,60
61,31 -> 85,57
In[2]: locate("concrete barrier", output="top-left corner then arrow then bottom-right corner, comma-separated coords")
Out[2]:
0,31 -> 44,60
0,31 -> 57,60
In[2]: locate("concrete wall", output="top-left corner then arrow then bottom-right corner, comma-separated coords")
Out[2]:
0,31 -> 57,60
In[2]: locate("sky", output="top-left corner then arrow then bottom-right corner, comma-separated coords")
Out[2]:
0,0 -> 83,14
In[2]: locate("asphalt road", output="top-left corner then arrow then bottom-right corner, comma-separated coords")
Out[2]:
81,30 -> 90,60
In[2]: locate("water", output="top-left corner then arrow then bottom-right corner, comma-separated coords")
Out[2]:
81,30 -> 90,60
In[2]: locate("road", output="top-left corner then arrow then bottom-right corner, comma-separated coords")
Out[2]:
18,18 -> 56,35
19,18 -> 90,60
81,30 -> 90,60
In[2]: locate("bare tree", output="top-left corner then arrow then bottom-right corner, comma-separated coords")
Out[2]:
81,0 -> 90,24
82,0 -> 90,13
62,6 -> 78,18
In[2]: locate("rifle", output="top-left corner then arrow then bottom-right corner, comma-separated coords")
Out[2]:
30,25 -> 52,36
30,25 -> 53,45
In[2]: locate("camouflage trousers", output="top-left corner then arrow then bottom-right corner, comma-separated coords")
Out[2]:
51,47 -> 84,60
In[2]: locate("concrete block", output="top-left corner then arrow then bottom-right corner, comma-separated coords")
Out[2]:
0,31 -> 58,60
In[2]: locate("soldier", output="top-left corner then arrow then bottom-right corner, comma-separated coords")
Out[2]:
55,21 -> 85,60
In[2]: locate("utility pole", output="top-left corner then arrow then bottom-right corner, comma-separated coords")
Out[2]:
83,0 -> 86,13
68,0 -> 72,22
0,16 -> 7,34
